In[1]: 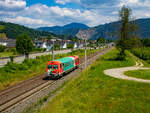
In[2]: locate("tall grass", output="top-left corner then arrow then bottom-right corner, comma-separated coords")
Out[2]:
0,49 -> 100,90
130,47 -> 150,62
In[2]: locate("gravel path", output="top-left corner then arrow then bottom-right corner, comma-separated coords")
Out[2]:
104,61 -> 150,83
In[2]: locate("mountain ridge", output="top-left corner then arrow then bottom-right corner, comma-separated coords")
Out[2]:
38,18 -> 150,40
1,18 -> 150,40
37,22 -> 89,36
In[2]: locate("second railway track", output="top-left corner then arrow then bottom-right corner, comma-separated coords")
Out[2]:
0,47 -> 112,113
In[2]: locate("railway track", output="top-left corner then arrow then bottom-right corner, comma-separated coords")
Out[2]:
0,47 -> 112,113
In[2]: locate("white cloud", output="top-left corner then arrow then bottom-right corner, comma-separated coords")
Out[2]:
55,0 -> 80,5
55,0 -> 67,5
0,0 -> 26,11
145,13 -> 150,17
132,9 -> 150,19
116,0 -> 150,19
16,4 -> 115,27
118,0 -> 150,8
3,16 -> 54,28
0,0 -> 150,28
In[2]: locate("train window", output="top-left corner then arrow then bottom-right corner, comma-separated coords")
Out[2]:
48,65 -> 52,69
53,65 -> 58,69
60,64 -> 62,68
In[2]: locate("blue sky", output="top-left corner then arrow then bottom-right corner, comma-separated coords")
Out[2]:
0,0 -> 150,28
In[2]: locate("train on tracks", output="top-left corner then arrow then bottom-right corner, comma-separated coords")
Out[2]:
46,56 -> 79,79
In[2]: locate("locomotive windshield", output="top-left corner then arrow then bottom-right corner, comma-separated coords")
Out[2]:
48,65 -> 52,69
48,64 -> 58,69
53,65 -> 58,69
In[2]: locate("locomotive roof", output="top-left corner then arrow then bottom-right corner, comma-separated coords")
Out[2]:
54,57 -> 74,64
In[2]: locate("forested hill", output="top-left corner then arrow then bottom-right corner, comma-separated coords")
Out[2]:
0,21 -> 54,39
135,18 -> 150,38
88,18 -> 150,40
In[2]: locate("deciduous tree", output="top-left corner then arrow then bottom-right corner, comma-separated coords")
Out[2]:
0,45 -> 6,52
116,6 -> 140,60
16,34 -> 33,59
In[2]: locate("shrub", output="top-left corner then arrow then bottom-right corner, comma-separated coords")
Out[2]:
54,44 -> 60,50
9,56 -> 14,63
0,45 -> 6,52
10,48 -> 17,55
23,59 -> 33,67
4,62 -> 19,73
131,47 -> 150,60
67,44 -> 74,49
18,63 -> 29,70
43,48 -> 46,52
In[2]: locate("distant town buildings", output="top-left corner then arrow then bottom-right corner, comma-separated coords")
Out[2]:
0,35 -> 85,51
34,38 -> 84,51
0,38 -> 16,47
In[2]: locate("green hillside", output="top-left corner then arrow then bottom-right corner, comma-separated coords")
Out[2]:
0,21 -> 54,39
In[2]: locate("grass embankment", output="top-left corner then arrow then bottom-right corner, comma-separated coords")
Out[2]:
131,47 -> 150,64
124,47 -> 150,80
0,49 -> 99,90
39,49 -> 150,113
0,52 -> 14,58
125,69 -> 150,80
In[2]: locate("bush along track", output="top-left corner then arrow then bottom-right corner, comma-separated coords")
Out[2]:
38,49 -> 150,113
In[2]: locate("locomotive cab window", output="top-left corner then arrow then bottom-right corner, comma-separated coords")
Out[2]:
60,64 -> 62,68
53,65 -> 58,69
48,65 -> 52,69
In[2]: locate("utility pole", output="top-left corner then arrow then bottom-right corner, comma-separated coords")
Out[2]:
76,29 -> 92,69
105,38 -> 107,48
84,39 -> 87,68
51,38 -> 56,61
52,41 -> 54,60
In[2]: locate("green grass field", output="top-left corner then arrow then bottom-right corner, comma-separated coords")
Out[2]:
0,52 -> 14,57
0,49 -> 100,90
125,69 -> 150,80
38,49 -> 150,113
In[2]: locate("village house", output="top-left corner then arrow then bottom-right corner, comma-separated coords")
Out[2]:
0,38 -> 16,48
34,37 -> 84,51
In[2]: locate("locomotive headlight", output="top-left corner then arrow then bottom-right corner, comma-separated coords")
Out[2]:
48,69 -> 50,73
47,69 -> 51,76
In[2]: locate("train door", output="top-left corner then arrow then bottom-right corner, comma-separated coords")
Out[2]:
75,58 -> 79,66
60,64 -> 63,74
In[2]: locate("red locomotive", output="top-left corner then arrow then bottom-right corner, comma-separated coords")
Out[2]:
46,55 -> 79,78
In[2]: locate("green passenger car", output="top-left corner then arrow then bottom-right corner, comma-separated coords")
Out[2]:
55,57 -> 75,72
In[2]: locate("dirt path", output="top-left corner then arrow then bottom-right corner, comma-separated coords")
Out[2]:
104,61 -> 150,83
